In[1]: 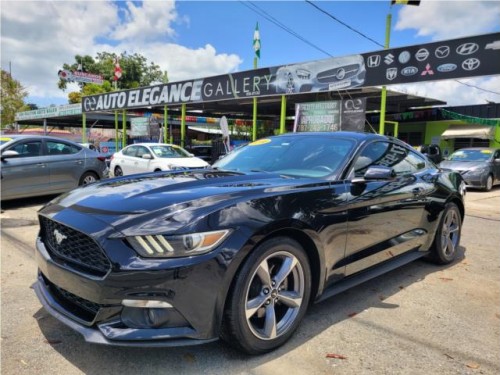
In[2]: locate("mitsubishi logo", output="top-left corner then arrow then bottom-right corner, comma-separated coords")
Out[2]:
462,58 -> 480,71
54,229 -> 67,245
367,55 -> 380,68
456,43 -> 479,55
421,64 -> 434,76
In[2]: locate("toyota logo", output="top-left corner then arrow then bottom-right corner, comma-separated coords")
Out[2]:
456,43 -> 479,55
462,58 -> 480,71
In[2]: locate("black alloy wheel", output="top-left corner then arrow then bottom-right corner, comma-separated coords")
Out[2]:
428,202 -> 462,264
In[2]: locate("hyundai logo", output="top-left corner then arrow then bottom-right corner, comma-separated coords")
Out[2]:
437,63 -> 457,73
456,43 -> 479,55
415,48 -> 429,61
54,229 -> 67,245
462,58 -> 480,71
435,46 -> 450,58
401,66 -> 418,76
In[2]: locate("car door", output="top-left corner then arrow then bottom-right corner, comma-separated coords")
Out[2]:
134,146 -> 154,173
1,139 -> 51,199
341,141 -> 433,277
45,140 -> 85,191
118,146 -> 139,175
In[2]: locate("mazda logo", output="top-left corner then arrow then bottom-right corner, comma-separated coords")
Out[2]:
462,58 -> 480,71
54,229 -> 67,245
435,46 -> 450,58
456,43 -> 479,55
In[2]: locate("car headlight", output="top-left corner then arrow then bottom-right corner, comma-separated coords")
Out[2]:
127,229 -> 231,258
466,167 -> 488,176
295,69 -> 311,80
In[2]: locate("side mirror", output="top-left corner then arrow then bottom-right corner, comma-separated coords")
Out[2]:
352,165 -> 396,184
1,150 -> 20,160
142,154 -> 152,160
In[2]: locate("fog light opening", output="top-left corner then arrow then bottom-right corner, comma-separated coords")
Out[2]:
122,299 -> 173,308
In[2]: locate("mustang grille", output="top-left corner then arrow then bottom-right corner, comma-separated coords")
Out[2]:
39,216 -> 111,277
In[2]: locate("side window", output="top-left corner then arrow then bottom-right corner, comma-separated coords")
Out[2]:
136,146 -> 151,158
123,146 -> 137,157
352,141 -> 426,177
10,141 -> 42,157
494,150 -> 500,159
47,141 -> 80,155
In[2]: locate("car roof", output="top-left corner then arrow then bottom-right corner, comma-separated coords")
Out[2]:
454,147 -> 498,151
127,143 -> 176,147
0,134 -> 82,144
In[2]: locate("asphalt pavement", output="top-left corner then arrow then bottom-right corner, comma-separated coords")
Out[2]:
1,189 -> 499,374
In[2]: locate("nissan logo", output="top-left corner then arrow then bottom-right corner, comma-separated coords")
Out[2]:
456,43 -> 479,55
415,48 -> 429,61
462,58 -> 480,71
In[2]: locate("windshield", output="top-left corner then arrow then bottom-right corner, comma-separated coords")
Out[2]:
150,145 -> 191,158
213,134 -> 355,178
449,149 -> 492,162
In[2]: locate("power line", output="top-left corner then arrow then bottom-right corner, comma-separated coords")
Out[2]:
239,1 -> 333,57
454,79 -> 500,96
305,0 -> 384,48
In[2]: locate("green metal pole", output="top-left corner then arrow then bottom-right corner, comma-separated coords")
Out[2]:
122,110 -> 126,148
252,56 -> 258,141
164,105 -> 168,143
181,104 -> 186,147
114,111 -> 118,151
379,12 -> 392,135
82,113 -> 87,143
280,95 -> 287,134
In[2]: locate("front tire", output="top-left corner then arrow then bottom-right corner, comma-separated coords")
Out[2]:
428,202 -> 462,264
484,174 -> 493,191
222,237 -> 311,354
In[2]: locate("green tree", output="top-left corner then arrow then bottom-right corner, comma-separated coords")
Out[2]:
59,52 -> 167,102
1,70 -> 28,128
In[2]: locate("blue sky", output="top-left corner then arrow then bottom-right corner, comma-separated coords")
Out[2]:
1,1 -> 500,108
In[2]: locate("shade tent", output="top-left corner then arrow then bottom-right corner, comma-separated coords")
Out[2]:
441,124 -> 496,140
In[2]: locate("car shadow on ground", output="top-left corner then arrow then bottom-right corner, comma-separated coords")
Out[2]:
34,246 -> 466,374
1,195 -> 58,211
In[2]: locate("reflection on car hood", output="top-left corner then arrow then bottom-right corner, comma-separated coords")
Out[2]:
439,160 -> 488,171
42,170 -> 322,233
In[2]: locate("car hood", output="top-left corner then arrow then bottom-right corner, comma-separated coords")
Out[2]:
41,170 -> 323,235
439,160 -> 488,171
161,156 -> 208,168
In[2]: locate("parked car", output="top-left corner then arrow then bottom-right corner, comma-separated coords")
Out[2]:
185,145 -> 213,163
418,144 -> 443,164
1,135 -> 108,201
439,147 -> 500,191
109,143 -> 209,177
33,132 -> 465,354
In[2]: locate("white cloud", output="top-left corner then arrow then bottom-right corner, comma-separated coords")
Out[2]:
0,0 -> 242,106
391,76 -> 500,106
395,1 -> 500,40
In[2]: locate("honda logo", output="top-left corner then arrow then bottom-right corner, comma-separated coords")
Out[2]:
462,58 -> 480,71
386,68 -> 397,80
435,46 -> 450,58
456,43 -> 479,55
367,55 -> 380,68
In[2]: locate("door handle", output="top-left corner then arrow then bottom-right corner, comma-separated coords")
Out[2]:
74,160 -> 83,165
36,163 -> 46,168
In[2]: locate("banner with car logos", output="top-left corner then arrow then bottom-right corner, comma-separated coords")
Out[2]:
361,32 -> 499,85
293,98 -> 366,132
81,32 -> 500,113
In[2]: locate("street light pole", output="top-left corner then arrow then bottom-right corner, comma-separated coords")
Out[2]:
379,11 -> 392,135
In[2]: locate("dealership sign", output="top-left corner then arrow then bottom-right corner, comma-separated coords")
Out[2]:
15,104 -> 82,121
58,70 -> 104,85
293,99 -> 366,132
82,32 -> 500,112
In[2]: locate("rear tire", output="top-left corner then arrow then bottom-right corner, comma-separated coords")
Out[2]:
114,166 -> 123,177
427,202 -> 462,265
79,172 -> 99,186
484,175 -> 493,191
221,237 -> 311,354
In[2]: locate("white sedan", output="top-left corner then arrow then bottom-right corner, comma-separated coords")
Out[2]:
110,143 -> 209,177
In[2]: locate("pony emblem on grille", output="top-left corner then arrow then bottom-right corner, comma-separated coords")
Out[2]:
54,229 -> 67,245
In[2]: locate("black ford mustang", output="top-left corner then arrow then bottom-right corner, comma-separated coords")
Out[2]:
34,132 -> 466,354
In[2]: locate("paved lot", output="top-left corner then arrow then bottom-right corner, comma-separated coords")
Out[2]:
1,189 -> 499,374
